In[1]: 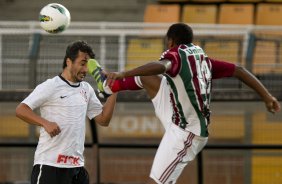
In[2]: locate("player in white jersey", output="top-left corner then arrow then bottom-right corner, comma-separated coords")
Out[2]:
89,23 -> 281,184
15,41 -> 117,184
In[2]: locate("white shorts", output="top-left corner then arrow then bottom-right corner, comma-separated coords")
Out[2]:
150,123 -> 208,184
151,76 -> 173,130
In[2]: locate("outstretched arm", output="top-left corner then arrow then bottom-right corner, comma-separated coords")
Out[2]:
233,65 -> 280,113
105,60 -> 171,86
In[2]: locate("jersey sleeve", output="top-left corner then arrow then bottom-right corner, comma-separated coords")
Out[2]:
87,84 -> 103,120
160,47 -> 182,77
209,58 -> 236,79
22,79 -> 55,110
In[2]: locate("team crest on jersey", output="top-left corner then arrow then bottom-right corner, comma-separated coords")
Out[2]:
80,89 -> 88,102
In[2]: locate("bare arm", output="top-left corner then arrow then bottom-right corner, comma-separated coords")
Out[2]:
233,65 -> 281,113
105,60 -> 171,86
94,93 -> 117,126
121,61 -> 168,77
15,103 -> 61,137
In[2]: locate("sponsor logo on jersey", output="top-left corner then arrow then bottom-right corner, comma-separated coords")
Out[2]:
57,154 -> 79,165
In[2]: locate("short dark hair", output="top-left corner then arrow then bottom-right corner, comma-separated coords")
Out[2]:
63,40 -> 95,68
166,23 -> 193,45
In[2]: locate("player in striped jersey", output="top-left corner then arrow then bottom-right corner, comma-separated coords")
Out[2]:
16,41 -> 117,184
89,23 -> 280,184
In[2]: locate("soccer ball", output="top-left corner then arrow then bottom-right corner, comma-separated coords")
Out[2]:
39,3 -> 71,34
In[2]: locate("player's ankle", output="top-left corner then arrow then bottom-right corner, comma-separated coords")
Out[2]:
103,80 -> 113,95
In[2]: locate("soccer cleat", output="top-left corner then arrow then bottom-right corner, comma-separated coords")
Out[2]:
87,59 -> 112,98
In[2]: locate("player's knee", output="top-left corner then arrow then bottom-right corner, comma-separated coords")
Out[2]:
141,76 -> 162,99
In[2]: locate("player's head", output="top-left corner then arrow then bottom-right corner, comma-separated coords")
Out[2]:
63,40 -> 95,69
63,40 -> 95,82
166,23 -> 193,48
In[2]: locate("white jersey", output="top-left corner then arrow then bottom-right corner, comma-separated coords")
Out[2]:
22,75 -> 103,168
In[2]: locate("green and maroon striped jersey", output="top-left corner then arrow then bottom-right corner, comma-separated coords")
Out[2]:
161,44 -> 235,137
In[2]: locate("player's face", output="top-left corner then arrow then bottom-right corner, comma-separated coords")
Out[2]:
69,51 -> 89,82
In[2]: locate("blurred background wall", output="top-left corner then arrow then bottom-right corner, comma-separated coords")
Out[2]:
0,0 -> 157,22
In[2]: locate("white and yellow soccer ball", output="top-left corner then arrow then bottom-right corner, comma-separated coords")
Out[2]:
39,3 -> 71,34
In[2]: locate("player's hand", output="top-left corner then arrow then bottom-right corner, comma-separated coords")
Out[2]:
43,121 -> 61,138
105,72 -> 125,87
265,96 -> 281,114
